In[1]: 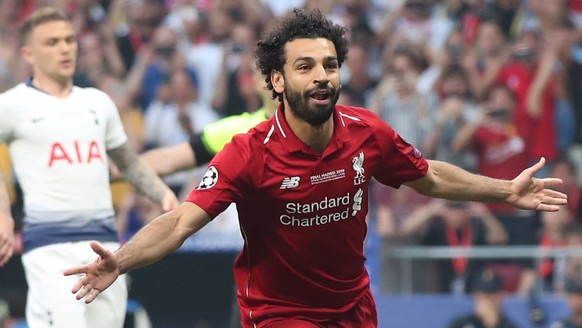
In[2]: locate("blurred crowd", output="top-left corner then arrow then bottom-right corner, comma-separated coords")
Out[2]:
2,0 -> 582,318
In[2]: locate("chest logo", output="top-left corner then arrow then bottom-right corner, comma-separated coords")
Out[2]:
352,151 -> 366,185
280,176 -> 300,189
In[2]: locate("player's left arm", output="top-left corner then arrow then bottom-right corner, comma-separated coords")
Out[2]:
108,142 -> 179,211
404,158 -> 567,212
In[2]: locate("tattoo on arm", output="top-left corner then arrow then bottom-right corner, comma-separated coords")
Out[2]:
108,142 -> 170,203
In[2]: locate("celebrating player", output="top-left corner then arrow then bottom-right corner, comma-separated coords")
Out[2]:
65,9 -> 567,328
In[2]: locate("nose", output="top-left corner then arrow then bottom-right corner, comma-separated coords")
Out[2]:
59,40 -> 74,53
313,65 -> 329,85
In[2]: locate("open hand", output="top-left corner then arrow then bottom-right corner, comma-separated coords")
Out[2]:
505,158 -> 568,211
63,241 -> 120,303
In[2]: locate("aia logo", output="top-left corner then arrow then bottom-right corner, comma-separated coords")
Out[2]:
48,141 -> 104,167
280,176 -> 300,189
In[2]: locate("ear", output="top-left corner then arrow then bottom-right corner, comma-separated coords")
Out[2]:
21,46 -> 34,66
271,69 -> 285,94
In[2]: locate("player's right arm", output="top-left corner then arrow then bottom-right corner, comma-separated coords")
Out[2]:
64,201 -> 211,303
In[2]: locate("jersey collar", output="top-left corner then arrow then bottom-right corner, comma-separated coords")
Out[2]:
272,102 -> 350,158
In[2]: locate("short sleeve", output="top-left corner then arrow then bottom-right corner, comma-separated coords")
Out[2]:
372,119 -> 428,188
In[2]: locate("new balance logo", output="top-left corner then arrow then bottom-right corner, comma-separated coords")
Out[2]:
31,117 -> 46,123
280,176 -> 300,189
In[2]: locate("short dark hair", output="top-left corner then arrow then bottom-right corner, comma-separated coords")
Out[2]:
20,7 -> 69,44
255,8 -> 349,101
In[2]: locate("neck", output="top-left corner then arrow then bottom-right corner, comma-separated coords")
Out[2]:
32,73 -> 72,98
283,101 -> 334,154
263,98 -> 278,119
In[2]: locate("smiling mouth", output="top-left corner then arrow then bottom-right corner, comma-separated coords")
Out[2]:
310,90 -> 331,101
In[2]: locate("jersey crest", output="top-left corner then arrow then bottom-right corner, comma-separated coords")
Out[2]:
352,151 -> 365,185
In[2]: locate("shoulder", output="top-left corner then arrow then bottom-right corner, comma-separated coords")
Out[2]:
335,105 -> 390,131
0,83 -> 32,110
73,87 -> 117,111
335,104 -> 398,142
74,86 -> 112,100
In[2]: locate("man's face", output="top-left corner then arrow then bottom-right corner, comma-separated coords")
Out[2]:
23,20 -> 77,83
277,38 -> 341,126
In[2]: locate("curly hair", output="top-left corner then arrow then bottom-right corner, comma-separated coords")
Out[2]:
256,8 -> 349,101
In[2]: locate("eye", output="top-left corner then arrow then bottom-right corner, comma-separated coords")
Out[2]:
326,63 -> 338,70
298,65 -> 310,71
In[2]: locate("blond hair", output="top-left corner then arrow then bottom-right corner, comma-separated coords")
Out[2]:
20,7 -> 69,44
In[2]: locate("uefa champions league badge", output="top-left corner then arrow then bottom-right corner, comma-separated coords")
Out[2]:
198,166 -> 219,190
412,147 -> 422,159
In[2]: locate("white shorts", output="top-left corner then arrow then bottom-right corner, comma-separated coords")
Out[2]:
22,241 -> 128,328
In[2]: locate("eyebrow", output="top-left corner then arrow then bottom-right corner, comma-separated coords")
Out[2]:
292,56 -> 338,65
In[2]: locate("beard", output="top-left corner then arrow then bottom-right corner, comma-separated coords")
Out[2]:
284,82 -> 339,126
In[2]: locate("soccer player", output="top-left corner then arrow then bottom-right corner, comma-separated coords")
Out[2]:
65,9 -> 567,328
0,7 -> 178,328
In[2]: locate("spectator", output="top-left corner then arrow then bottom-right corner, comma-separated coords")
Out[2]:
453,84 -> 536,245
144,68 -> 219,195
423,63 -> 479,171
550,275 -> 582,328
211,22 -> 261,117
549,157 -> 582,220
448,269 -> 519,328
113,0 -> 166,70
339,42 -> 379,108
370,46 -> 439,148
401,200 -> 508,294
464,14 -> 511,100
496,28 -> 564,170
536,205 -> 574,292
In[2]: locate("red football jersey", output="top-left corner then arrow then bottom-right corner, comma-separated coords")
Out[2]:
186,104 -> 428,325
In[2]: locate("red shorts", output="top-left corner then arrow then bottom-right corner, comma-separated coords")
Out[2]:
241,289 -> 378,328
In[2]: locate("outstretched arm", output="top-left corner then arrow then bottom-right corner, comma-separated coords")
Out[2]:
404,158 -> 567,212
107,141 -> 179,211
64,201 -> 211,303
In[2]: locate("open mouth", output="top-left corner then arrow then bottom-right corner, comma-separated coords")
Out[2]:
309,89 -> 331,102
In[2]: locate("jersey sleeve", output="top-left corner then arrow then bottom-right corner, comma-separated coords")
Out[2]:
371,115 -> 429,188
185,134 -> 261,218
95,89 -> 128,150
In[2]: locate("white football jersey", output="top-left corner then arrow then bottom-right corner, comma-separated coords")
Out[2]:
0,81 -> 127,250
